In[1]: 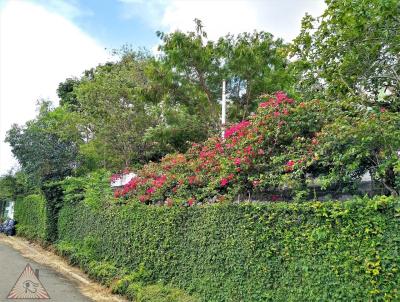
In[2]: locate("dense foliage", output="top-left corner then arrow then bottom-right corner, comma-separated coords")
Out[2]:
5,101 -> 80,183
57,196 -> 400,301
113,92 -> 399,205
292,0 -> 400,110
14,194 -> 47,241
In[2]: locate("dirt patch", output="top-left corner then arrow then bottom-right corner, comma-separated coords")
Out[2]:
0,235 -> 128,302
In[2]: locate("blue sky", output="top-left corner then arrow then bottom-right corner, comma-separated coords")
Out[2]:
32,0 -> 163,50
0,0 -> 326,174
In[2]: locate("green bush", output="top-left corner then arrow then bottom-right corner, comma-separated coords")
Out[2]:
14,194 -> 47,241
57,196 -> 400,301
41,181 -> 64,242
135,284 -> 198,302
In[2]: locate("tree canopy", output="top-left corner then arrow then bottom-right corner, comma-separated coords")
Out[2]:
4,1 -> 400,201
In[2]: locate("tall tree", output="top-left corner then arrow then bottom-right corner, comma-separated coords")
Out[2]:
74,52 -> 159,169
157,20 -> 295,126
5,101 -> 79,183
292,0 -> 400,110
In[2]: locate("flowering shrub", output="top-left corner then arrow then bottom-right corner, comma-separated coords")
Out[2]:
114,92 -> 326,205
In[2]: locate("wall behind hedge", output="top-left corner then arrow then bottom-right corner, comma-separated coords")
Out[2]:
58,196 -> 400,301
14,194 -> 47,241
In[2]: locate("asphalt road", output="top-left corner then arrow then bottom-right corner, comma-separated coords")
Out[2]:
0,239 -> 92,302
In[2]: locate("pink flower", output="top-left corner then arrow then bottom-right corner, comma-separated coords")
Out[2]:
259,102 -> 268,108
275,91 -> 287,103
215,143 -> 224,152
224,120 -> 250,139
287,160 -> 295,167
146,187 -> 155,194
220,178 -> 228,187
286,160 -> 295,172
244,146 -> 252,154
234,158 -> 241,165
273,111 -> 280,117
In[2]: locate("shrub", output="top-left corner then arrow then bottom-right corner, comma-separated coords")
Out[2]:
115,92 -> 325,205
115,92 -> 400,206
58,196 -> 400,301
135,284 -> 198,302
14,194 -> 47,241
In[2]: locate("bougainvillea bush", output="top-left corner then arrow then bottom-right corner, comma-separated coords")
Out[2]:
114,92 -> 330,205
112,91 -> 400,206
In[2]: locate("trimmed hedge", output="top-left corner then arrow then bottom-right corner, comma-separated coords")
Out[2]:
58,196 -> 400,301
14,194 -> 47,241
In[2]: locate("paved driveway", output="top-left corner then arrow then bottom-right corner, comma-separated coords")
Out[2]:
0,240 -> 92,302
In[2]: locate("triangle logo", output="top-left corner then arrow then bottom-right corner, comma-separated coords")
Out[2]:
7,263 -> 50,299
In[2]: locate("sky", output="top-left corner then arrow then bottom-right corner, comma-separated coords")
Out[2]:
0,0 -> 326,175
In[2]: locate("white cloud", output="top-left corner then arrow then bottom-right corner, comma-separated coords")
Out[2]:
0,1 -> 110,175
161,0 -> 326,42
33,0 -> 94,19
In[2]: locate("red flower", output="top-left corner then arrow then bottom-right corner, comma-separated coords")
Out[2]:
146,187 -> 155,194
273,111 -> 280,117
139,195 -> 149,203
244,146 -> 252,154
286,160 -> 295,172
234,158 -> 241,165
259,102 -> 268,108
224,120 -> 250,138
188,198 -> 195,206
114,189 -> 122,198
188,175 -> 197,185
220,178 -> 228,187
215,143 -> 224,152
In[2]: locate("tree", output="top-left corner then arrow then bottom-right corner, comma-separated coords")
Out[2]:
315,105 -> 400,196
157,20 -> 295,127
5,101 -> 79,183
57,77 -> 80,109
292,0 -> 400,111
74,52 -> 159,169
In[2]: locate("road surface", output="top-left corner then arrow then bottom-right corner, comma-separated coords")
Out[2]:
0,239 -> 92,302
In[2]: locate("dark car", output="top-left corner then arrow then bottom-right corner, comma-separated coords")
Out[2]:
0,219 -> 16,236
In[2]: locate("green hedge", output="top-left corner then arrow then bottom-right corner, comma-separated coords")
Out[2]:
58,196 -> 400,301
41,182 -> 64,242
14,194 -> 47,241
